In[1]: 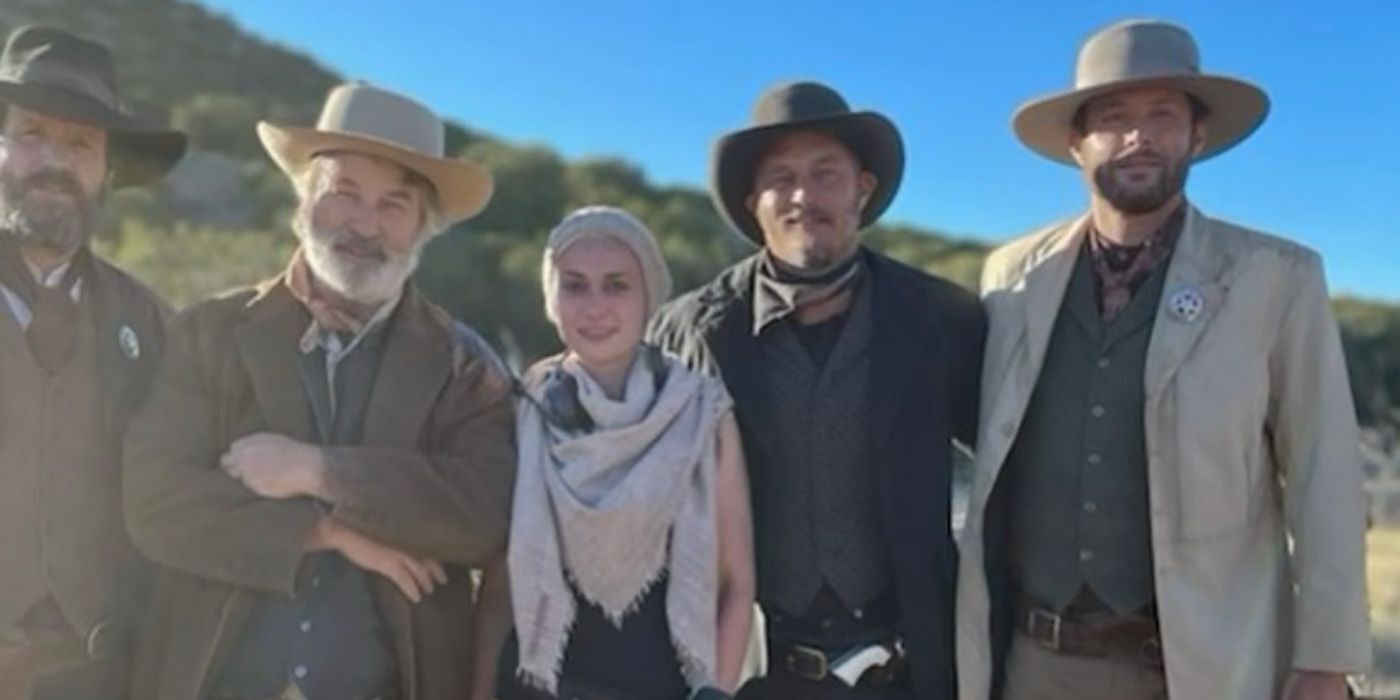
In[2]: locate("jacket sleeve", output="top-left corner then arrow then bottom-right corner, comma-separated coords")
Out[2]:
1267,253 -> 1371,672
123,309 -> 321,597
647,299 -> 717,375
318,348 -> 517,567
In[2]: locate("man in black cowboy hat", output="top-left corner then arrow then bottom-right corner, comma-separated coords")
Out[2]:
957,19 -> 1369,700
0,24 -> 186,700
650,81 -> 986,699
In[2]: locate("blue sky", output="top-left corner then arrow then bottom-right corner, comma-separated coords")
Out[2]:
200,0 -> 1399,299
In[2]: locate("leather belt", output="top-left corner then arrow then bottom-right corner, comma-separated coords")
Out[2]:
772,639 -> 908,686
211,688 -> 395,700
1018,598 -> 1162,668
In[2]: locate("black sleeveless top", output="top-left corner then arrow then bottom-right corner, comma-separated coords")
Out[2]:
497,575 -> 689,700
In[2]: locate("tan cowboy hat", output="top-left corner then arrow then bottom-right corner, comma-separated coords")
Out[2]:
0,25 -> 187,188
257,82 -> 493,224
711,81 -> 903,245
1013,18 -> 1270,165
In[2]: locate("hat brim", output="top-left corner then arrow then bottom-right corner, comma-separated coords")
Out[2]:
257,121 -> 494,225
0,81 -> 187,188
1012,73 -> 1269,165
710,111 -> 904,245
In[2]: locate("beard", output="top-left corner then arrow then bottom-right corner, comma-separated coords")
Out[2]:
772,197 -> 863,275
293,203 -> 424,305
1092,150 -> 1190,215
0,166 -> 100,253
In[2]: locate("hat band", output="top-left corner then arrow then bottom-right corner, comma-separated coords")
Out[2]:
2,60 -> 120,111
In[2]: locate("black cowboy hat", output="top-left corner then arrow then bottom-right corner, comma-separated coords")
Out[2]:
0,25 -> 186,188
710,81 -> 904,245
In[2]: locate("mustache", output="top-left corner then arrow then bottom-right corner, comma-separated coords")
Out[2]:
19,168 -> 87,201
783,205 -> 837,226
1111,149 -> 1167,168
320,227 -> 388,261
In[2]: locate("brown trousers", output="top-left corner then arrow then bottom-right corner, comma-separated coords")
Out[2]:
1002,631 -> 1168,700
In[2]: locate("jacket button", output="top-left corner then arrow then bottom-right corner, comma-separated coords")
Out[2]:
1001,422 -> 1015,437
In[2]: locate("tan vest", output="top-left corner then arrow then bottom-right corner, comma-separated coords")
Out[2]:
0,295 -> 102,634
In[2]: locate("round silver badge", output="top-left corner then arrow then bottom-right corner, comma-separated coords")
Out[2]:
1167,288 -> 1205,323
118,325 -> 141,360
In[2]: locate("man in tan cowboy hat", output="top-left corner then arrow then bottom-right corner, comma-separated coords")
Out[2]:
651,81 -> 986,699
0,25 -> 186,700
956,18 -> 1370,700
122,82 -> 516,700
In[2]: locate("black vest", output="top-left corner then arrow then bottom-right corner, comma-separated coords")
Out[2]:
758,282 -> 892,616
1005,246 -> 1167,615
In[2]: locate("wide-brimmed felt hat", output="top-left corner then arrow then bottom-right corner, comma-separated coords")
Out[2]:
257,82 -> 494,225
711,81 -> 904,245
0,25 -> 187,188
1014,18 -> 1270,165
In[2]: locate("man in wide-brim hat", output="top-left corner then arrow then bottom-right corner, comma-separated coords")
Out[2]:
0,24 -> 185,700
124,82 -> 517,700
651,81 -> 986,699
957,18 -> 1370,700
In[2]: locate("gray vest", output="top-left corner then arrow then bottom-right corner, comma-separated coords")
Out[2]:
0,294 -> 100,633
214,325 -> 395,700
759,283 -> 891,615
1006,246 -> 1167,615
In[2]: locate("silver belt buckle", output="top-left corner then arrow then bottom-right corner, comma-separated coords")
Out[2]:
786,643 -> 829,681
84,618 -> 116,661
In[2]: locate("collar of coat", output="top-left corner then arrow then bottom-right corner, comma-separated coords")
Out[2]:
686,245 -> 978,453
981,204 -> 1257,412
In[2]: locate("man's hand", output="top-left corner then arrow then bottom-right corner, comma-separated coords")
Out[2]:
221,432 -> 328,500
1281,670 -> 1350,700
307,518 -> 448,603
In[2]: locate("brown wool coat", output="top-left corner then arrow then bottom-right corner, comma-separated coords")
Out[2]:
122,276 -> 516,700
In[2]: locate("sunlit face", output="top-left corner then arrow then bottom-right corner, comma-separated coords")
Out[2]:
1070,86 -> 1205,215
0,105 -> 108,254
551,235 -> 648,373
293,151 -> 432,304
746,129 -> 875,273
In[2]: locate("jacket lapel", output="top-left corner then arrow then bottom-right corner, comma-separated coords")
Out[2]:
1144,206 -> 1235,402
88,258 -> 158,434
986,217 -> 1088,419
867,251 -> 935,450
233,278 -> 317,443
709,268 -> 774,453
361,287 -> 453,449
1020,217 -> 1090,381
975,217 -> 1087,495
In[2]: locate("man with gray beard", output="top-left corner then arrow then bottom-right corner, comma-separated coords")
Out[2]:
957,19 -> 1369,700
0,25 -> 186,700
122,83 -> 517,700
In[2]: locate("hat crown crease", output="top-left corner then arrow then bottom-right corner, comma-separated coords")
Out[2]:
316,87 -> 445,158
1076,22 -> 1202,86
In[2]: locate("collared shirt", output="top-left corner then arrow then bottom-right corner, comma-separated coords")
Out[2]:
0,260 -> 81,330
297,294 -> 400,419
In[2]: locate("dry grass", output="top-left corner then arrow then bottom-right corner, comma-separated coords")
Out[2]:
1358,527 -> 1400,697
1371,528 -> 1400,635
